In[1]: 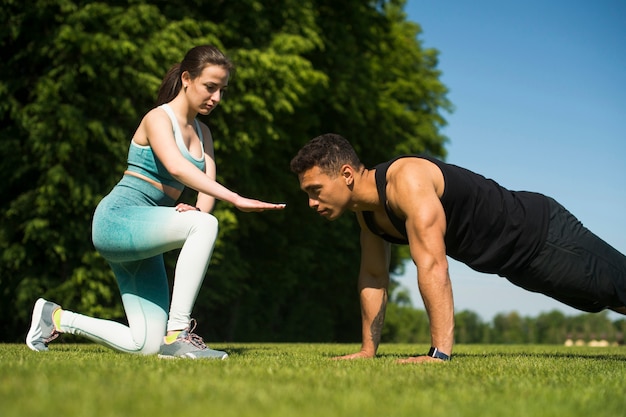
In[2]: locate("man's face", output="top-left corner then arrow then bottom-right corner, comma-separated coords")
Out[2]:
298,165 -> 350,221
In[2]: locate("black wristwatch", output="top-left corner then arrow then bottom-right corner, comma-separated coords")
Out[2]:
428,347 -> 450,361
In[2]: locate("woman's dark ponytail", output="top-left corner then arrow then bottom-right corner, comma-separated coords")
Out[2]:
156,63 -> 183,106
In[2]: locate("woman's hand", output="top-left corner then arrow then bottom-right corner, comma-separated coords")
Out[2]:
177,198 -> 285,213
233,195 -> 286,212
175,203 -> 201,213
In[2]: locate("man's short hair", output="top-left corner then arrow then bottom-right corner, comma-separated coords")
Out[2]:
290,133 -> 363,176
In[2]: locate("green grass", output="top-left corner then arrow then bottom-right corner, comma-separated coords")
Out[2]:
1,343 -> 624,417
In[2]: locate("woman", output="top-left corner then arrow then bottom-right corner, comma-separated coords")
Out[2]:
26,45 -> 285,359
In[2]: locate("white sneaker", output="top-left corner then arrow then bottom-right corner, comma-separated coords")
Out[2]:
26,298 -> 62,352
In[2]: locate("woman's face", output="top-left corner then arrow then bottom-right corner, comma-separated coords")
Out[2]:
184,64 -> 230,115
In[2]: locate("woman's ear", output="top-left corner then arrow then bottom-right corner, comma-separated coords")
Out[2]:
181,71 -> 191,90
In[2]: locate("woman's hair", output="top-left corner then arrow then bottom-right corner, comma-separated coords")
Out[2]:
290,133 -> 363,176
156,45 -> 234,105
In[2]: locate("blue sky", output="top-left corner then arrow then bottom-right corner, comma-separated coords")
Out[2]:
394,0 -> 626,321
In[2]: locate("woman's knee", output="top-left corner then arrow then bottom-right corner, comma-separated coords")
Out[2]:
131,323 -> 166,355
139,334 -> 164,355
193,213 -> 219,236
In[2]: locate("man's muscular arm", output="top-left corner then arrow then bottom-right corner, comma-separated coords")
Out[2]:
333,221 -> 391,360
388,160 -> 454,363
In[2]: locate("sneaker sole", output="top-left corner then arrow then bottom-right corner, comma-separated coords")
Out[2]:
157,353 -> 229,360
25,298 -> 47,352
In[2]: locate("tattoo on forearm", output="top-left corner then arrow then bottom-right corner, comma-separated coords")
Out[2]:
370,298 -> 386,348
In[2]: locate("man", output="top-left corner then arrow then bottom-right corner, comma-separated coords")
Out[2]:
290,133 -> 626,363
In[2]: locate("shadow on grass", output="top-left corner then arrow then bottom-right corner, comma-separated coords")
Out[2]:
454,351 -> 626,361
220,345 -> 277,356
323,350 -> 626,361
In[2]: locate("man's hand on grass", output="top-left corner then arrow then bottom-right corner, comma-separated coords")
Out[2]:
396,355 -> 445,364
331,351 -> 374,360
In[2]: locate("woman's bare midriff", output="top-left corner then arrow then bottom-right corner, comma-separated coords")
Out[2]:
124,170 -> 182,201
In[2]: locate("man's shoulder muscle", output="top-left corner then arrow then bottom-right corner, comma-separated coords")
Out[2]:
386,158 -> 444,203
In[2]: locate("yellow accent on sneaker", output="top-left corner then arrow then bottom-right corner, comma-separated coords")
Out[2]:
164,331 -> 182,344
52,308 -> 62,332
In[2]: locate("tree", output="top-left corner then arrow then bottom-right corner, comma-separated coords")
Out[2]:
534,310 -> 567,344
565,311 -> 616,343
491,312 -> 530,344
455,310 -> 489,344
382,303 -> 431,344
0,0 -> 450,342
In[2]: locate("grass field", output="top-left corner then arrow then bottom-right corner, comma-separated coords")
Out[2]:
1,343 -> 624,417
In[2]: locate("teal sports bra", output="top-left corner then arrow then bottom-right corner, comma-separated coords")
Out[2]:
125,104 -> 206,191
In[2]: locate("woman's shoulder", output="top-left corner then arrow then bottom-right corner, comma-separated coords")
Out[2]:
141,106 -> 173,129
131,107 -> 172,145
144,105 -> 169,119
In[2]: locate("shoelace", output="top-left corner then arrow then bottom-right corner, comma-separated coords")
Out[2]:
180,319 -> 207,350
44,330 -> 60,345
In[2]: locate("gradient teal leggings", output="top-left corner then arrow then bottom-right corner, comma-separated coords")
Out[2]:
58,175 -> 218,354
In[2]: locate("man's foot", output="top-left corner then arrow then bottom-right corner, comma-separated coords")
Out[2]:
26,298 -> 62,351
158,319 -> 228,360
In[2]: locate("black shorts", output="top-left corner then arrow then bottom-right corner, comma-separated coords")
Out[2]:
505,197 -> 626,312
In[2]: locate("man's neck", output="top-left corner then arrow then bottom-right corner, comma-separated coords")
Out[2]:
351,168 -> 382,212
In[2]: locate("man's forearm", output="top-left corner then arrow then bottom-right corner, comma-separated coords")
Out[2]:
359,285 -> 388,356
419,269 -> 454,355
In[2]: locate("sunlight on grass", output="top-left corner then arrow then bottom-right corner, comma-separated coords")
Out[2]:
1,344 -> 624,417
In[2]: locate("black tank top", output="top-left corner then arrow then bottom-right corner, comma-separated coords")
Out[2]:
362,155 -> 550,275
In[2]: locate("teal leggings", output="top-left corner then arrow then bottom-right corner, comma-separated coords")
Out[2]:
58,175 -> 218,354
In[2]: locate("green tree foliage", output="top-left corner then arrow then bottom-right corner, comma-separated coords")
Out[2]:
491,312 -> 532,344
382,303 -> 430,344
454,310 -> 490,344
534,310 -> 568,344
0,0 -> 451,342
382,282 -> 625,344
382,283 -> 430,343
